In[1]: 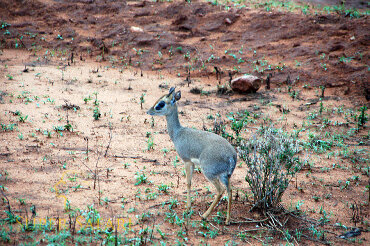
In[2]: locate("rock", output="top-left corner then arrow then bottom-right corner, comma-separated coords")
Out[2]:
130,26 -> 144,33
224,18 -> 232,25
339,228 -> 361,239
231,75 -> 261,93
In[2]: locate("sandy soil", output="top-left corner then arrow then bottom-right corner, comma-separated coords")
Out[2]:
0,0 -> 369,245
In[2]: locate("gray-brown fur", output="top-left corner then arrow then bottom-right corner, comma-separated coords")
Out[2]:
147,87 -> 236,224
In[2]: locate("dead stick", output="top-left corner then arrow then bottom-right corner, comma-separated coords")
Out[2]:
230,218 -> 269,224
112,155 -> 141,159
104,128 -> 113,157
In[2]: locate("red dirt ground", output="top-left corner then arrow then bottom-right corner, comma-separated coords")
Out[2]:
1,0 -> 369,98
0,0 -> 369,245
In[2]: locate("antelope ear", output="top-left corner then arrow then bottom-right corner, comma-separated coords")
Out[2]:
167,87 -> 175,97
174,91 -> 181,101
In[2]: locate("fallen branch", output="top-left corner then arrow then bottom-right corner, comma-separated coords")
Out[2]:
104,127 -> 113,157
142,158 -> 158,163
148,201 -> 171,209
230,217 -> 269,224
112,155 -> 141,159
239,228 -> 268,233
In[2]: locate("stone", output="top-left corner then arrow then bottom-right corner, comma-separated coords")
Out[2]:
130,26 -> 144,33
231,75 -> 261,93
224,18 -> 232,25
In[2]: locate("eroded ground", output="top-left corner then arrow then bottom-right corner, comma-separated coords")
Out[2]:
0,0 -> 369,245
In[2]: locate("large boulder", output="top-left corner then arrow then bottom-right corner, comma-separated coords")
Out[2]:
231,75 -> 261,93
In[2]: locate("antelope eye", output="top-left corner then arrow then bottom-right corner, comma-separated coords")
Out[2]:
155,101 -> 165,110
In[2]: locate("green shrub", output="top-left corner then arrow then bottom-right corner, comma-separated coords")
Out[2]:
238,126 -> 303,212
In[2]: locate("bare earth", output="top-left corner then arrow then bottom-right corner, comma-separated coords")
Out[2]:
0,0 -> 369,245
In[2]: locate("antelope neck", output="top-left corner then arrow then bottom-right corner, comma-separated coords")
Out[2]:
165,104 -> 182,141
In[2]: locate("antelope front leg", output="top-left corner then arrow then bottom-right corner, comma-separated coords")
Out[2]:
185,162 -> 194,210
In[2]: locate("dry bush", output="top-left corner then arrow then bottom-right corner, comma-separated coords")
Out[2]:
238,126 -> 303,212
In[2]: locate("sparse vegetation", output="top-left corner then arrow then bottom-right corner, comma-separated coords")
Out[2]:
0,0 -> 368,244
238,127 -> 303,211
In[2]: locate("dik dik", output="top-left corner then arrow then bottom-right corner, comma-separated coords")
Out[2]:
147,87 -> 236,224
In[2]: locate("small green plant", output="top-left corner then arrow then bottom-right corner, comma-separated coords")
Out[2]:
1,123 -> 17,132
295,200 -> 304,211
319,85 -> 325,98
93,92 -> 99,106
318,209 -> 331,224
147,136 -> 154,151
18,114 -> 28,123
227,111 -> 250,140
135,171 -> 148,185
64,123 -> 73,131
324,3 -> 366,18
168,197 -> 179,209
289,90 -> 300,100
150,116 -> 155,127
339,56 -> 353,63
83,95 -> 92,104
319,101 -> 324,115
18,198 -> 26,205
157,184 -> 170,193
184,51 -> 190,60
6,74 -> 13,80
0,228 -> 10,243
102,197 -> 110,205
309,225 -> 325,240
156,226 -> 167,239
357,106 -> 368,127
312,195 -> 321,202
44,130 -> 52,138
172,155 -> 180,167
4,209 -> 20,224
64,199 -> 71,212
140,93 -> 145,109
93,106 -> 101,120
161,148 -> 169,157
1,21 -> 11,29
81,204 -> 100,226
